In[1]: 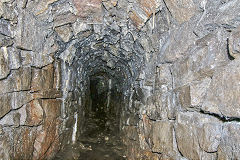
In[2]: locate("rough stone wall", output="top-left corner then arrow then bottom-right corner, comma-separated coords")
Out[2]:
122,0 -> 240,159
0,0 -> 240,159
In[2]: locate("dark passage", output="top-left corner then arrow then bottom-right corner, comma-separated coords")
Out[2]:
54,75 -> 126,160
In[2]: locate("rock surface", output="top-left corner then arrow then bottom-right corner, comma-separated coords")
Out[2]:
0,0 -> 240,159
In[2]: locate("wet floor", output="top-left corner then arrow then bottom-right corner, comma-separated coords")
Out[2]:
54,112 -> 126,160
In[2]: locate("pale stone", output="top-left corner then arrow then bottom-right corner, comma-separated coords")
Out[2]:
72,0 -> 102,23
53,11 -> 77,27
155,64 -> 172,92
34,0 -> 60,16
72,20 -> 92,36
31,64 -> 54,91
129,0 -> 162,29
0,19 -> 12,37
151,121 -> 173,154
175,112 -> 221,160
218,122 -> 240,159
199,123 -> 222,153
202,59 -> 240,118
0,67 -> 31,94
0,105 -> 26,127
7,47 -> 20,70
0,136 -> 10,160
228,26 -> 240,59
0,47 -> 10,79
11,91 -> 34,110
163,0 -> 197,24
190,78 -> 211,106
175,85 -> 191,110
0,93 -> 11,119
59,40 -> 76,65
172,30 -> 229,88
55,24 -> 72,42
53,60 -> 61,90
161,22 -> 197,63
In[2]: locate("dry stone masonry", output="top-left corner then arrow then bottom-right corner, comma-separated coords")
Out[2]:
0,0 -> 240,159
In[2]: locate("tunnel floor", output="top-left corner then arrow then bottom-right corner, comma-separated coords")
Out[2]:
54,111 -> 127,160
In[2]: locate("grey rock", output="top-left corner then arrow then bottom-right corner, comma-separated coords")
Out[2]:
0,47 -> 10,79
218,122 -> 240,160
202,59 -> 240,118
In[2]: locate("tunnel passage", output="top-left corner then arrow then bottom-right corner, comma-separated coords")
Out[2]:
90,75 -> 109,115
54,70 -> 129,160
53,25 -> 143,159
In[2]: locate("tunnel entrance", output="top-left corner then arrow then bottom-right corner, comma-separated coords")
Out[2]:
54,73 -> 126,160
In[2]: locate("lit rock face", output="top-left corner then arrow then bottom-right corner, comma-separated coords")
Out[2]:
0,0 -> 240,159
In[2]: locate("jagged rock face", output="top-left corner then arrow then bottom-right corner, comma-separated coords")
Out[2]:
0,0 -> 240,159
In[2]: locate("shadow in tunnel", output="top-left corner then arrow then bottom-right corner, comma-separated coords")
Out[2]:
77,74 -> 126,160
54,73 -> 126,160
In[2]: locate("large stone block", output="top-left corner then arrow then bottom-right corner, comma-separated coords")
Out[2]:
151,121 -> 173,154
0,135 -> 11,160
0,67 -> 31,94
190,78 -> 211,106
175,112 -> 221,160
175,77 -> 211,110
152,91 -> 175,120
16,12 -> 56,68
129,0 -> 163,29
0,19 -> 12,37
215,0 -> 240,28
0,94 -> 37,127
11,91 -> 33,110
172,30 -> 229,88
55,24 -> 72,42
32,89 -> 62,99
199,123 -> 222,153
33,119 -> 61,160
42,99 -> 61,121
25,100 -> 44,126
0,46 -> 20,79
228,26 -> 240,59
161,22 -> 197,63
202,59 -> 240,118
53,11 -> 77,27
0,93 -> 11,119
34,0 -> 59,16
13,127 -> 37,160
33,99 -> 62,159
0,104 -> 26,127
155,64 -> 172,92
0,47 -> 10,79
217,122 -> 240,160
7,47 -> 20,70
163,0 -> 197,24
31,64 -> 54,91
72,0 -> 102,23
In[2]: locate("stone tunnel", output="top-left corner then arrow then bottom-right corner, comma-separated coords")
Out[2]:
1,0 -> 240,159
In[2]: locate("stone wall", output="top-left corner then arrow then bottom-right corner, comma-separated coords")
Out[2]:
122,0 -> 240,159
0,0 -> 240,159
